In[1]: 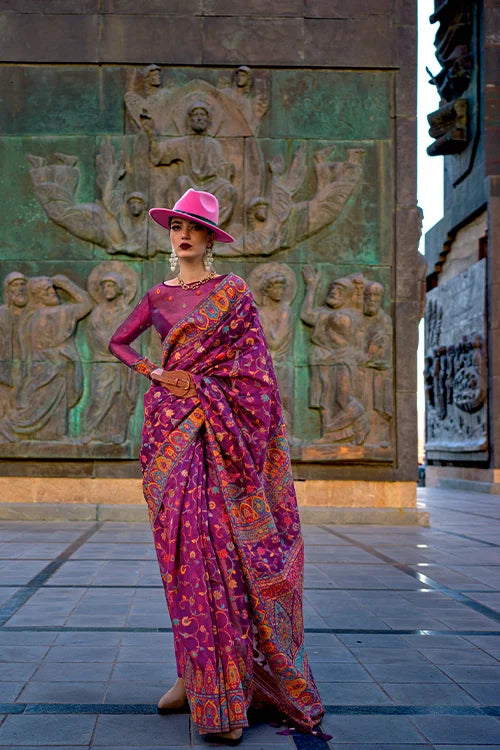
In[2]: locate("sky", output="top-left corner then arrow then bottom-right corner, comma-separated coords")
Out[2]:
416,0 -> 444,447
417,0 -> 444,246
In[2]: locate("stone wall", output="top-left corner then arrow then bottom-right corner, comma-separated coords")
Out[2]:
424,0 -> 500,490
0,1 -> 423,516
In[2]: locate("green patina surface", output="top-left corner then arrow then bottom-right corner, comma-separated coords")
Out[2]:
0,65 -> 395,458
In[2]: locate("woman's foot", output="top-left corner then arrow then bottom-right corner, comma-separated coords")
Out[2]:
157,677 -> 187,713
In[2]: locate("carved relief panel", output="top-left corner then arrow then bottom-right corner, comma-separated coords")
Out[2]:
425,259 -> 488,459
0,63 -> 395,460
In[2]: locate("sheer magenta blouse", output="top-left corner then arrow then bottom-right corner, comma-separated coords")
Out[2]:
109,275 -> 229,377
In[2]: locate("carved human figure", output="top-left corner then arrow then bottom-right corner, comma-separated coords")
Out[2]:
362,281 -> 393,442
27,141 -> 149,258
125,64 -> 174,134
144,102 -> 237,226
0,272 -> 29,417
217,147 -> 365,258
445,344 -> 455,405
301,266 -> 368,445
433,345 -> 448,420
218,65 -> 269,134
82,266 -> 139,444
0,275 -> 92,442
424,355 -> 435,408
255,268 -> 295,436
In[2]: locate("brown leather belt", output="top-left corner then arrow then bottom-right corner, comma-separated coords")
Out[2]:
151,369 -> 197,398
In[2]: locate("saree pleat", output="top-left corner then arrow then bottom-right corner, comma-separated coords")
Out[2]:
142,273 -> 323,733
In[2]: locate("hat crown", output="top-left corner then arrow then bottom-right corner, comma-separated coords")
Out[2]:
172,189 -> 219,225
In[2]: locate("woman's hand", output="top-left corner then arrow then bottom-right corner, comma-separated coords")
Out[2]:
150,368 -> 164,380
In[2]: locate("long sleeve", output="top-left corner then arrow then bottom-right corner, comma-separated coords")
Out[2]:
109,292 -> 157,378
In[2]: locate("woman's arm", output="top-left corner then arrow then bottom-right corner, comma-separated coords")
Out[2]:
109,292 -> 157,378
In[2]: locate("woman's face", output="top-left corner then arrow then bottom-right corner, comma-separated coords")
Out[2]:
169,218 -> 211,261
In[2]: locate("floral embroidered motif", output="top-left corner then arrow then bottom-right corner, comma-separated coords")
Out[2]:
132,356 -> 156,378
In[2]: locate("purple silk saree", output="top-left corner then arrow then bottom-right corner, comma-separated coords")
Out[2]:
140,272 -> 323,734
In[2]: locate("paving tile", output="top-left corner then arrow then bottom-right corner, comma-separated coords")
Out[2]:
17,680 -> 106,703
436,665 -> 500,682
119,633 -> 174,647
30,661 -> 114,682
0,683 -> 24,702
364,663 -> 453,683
54,631 -> 122,646
336,635 -> 408,649
316,681 -> 392,705
322,715 -> 425,743
0,647 -> 49,663
459,682 -> 500,703
124,615 -> 171,628
381,682 -> 480,705
70,543 -> 155,560
401,635 -> 482,650
111,662 -> 180,683
349,648 -> 429,664
0,714 -> 97,745
117,647 -> 177,663
307,647 -> 357,663
104,681 -> 170,703
0,588 -> 21,608
43,646 -> 117,662
308,662 -> 373,682
92,714 -> 190,745
304,633 -> 343,647
0,664 -> 38,682
0,561 -> 53,585
415,647 -> 500,665
409,715 -> 500,744
0,633 -> 57,646
464,636 -> 500,653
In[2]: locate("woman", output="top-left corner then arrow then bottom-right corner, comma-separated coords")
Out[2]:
109,189 -> 324,744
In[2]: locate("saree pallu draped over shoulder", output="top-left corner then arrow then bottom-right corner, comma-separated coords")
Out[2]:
141,272 -> 324,734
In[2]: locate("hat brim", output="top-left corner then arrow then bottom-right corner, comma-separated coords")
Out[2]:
149,208 -> 235,243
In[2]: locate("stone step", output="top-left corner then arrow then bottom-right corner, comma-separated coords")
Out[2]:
0,502 -> 429,525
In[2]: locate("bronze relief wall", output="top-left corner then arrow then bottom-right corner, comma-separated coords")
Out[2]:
0,63 -> 394,463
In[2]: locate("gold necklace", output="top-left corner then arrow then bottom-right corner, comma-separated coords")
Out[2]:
177,270 -> 217,290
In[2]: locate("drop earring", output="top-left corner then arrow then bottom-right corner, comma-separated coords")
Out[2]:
204,243 -> 214,272
169,247 -> 179,272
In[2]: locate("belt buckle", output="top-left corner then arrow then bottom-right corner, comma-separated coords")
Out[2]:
176,377 -> 190,391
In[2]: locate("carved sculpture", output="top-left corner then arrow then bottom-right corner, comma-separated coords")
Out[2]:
125,64 -> 174,134
0,275 -> 92,442
425,335 -> 486,419
0,272 -> 28,417
218,147 -> 365,258
27,138 -> 149,257
424,258 -> 487,457
82,262 -> 139,444
363,281 -> 393,443
217,65 -> 269,135
143,101 -> 237,226
426,0 -> 473,155
301,266 -> 368,445
249,263 -> 296,439
28,66 -> 365,261
301,267 -> 393,449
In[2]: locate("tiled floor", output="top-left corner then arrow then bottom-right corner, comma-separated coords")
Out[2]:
0,487 -> 499,749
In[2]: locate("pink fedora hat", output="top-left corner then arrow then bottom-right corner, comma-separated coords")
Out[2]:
149,189 -> 234,243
